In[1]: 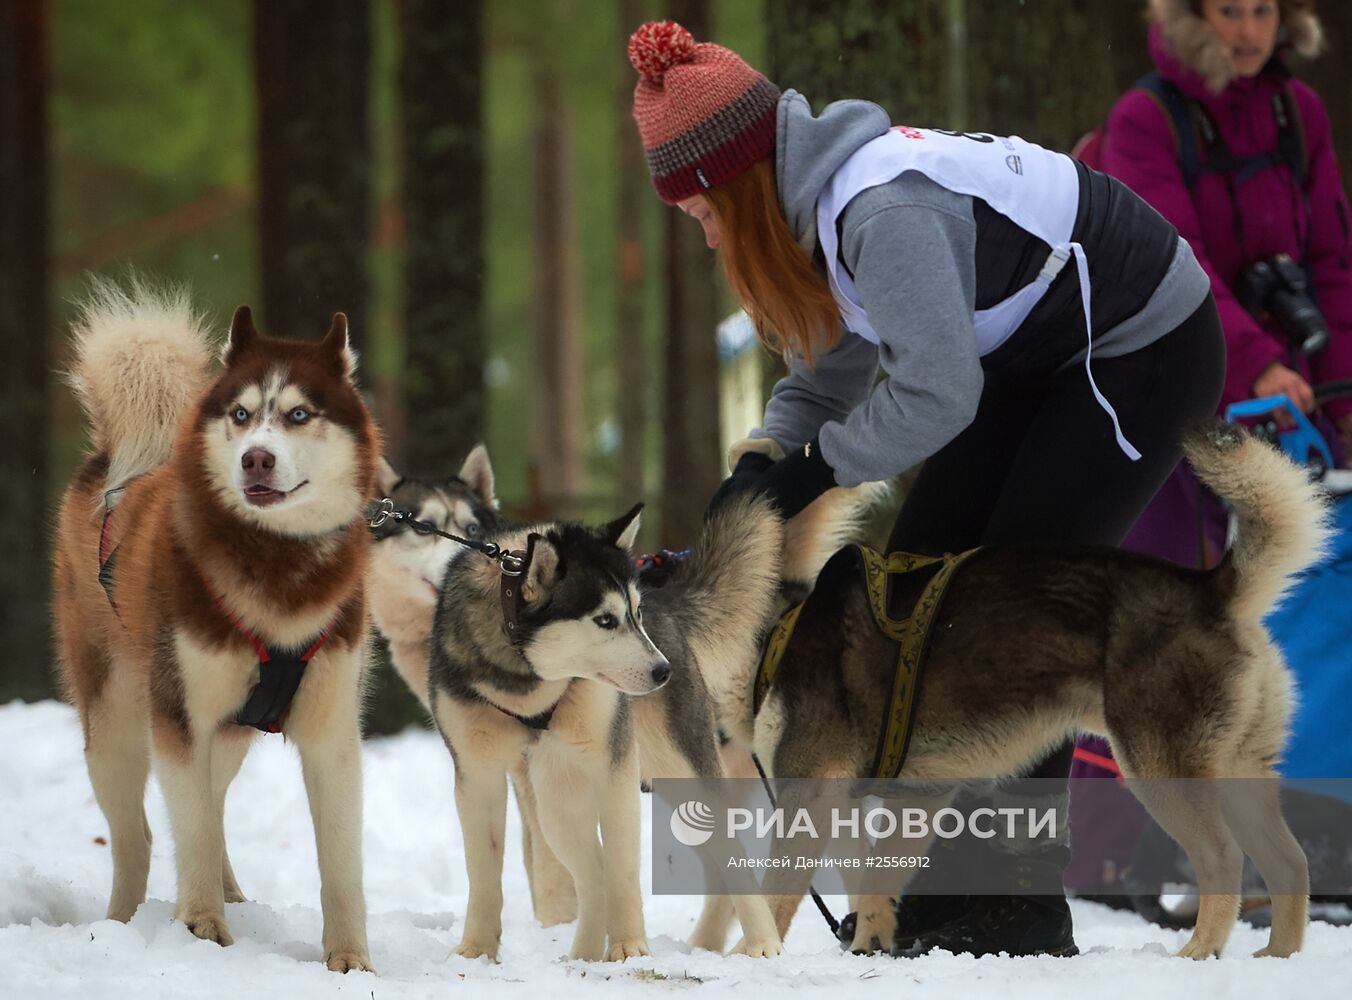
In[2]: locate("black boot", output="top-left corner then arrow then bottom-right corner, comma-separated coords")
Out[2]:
891,891 -> 1078,958
889,892 -> 974,952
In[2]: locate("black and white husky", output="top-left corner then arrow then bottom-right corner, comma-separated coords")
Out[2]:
382,448 -> 880,961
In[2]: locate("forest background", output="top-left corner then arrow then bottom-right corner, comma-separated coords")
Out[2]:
3,0 -> 1349,729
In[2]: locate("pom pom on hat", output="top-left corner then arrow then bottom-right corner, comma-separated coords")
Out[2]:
627,20 -> 780,203
628,20 -> 696,85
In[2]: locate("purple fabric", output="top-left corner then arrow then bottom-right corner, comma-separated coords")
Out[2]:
1118,462 -> 1225,568
1066,736 -> 1151,892
1101,25 -> 1352,420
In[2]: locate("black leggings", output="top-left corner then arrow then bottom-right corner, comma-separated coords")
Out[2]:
886,293 -> 1226,781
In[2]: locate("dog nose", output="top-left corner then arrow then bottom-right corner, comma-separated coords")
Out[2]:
241,448 -> 275,474
650,659 -> 671,687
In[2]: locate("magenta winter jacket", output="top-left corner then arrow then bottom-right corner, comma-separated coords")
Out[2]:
1102,25 -> 1352,418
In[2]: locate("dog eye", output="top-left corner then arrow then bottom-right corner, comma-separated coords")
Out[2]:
464,522 -> 480,536
231,406 -> 249,425
288,407 -> 310,424
593,613 -> 618,630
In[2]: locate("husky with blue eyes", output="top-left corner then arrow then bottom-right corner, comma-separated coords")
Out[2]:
368,448 -> 579,929
52,281 -> 377,973
409,440 -> 885,965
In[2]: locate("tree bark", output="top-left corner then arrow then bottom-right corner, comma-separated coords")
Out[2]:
399,0 -> 485,475
253,0 -> 372,344
616,0 -> 649,513
660,0 -> 722,548
962,0 -> 1149,150
766,0 -> 947,120
529,54 -> 585,518
0,0 -> 53,702
1299,2 -> 1352,175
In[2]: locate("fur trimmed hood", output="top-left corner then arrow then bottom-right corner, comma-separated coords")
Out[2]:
1148,0 -> 1324,94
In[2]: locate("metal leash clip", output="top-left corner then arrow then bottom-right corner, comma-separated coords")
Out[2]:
367,497 -> 398,529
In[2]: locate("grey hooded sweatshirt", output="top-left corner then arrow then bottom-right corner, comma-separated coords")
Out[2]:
753,90 -> 1211,486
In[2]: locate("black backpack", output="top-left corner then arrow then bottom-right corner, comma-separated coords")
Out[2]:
1133,70 -> 1308,189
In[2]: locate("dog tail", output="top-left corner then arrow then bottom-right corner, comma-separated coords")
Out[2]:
684,493 -> 785,641
685,480 -> 891,619
1185,420 -> 1332,623
67,276 -> 214,490
782,481 -> 893,586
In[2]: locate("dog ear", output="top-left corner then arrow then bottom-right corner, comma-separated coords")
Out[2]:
376,456 -> 402,497
522,533 -> 560,604
600,503 -> 643,552
321,312 -> 358,377
224,305 -> 260,365
458,443 -> 497,509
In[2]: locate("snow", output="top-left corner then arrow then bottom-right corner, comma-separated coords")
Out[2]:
3,699 -> 1349,999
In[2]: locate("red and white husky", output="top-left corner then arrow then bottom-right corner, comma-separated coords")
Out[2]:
52,280 -> 379,972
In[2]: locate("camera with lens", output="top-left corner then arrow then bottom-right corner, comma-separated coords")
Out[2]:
1237,253 -> 1330,357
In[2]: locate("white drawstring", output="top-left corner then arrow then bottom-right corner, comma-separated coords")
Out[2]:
1070,242 -> 1142,462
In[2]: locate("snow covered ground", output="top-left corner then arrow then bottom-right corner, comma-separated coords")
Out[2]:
3,698 -> 1349,999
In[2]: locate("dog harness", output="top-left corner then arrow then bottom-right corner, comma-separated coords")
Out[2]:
97,488 -> 339,734
200,578 -> 340,734
479,693 -> 563,732
815,125 -> 1141,461
754,544 -> 979,781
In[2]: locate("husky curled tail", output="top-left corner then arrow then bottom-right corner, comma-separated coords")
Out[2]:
687,482 -> 890,747
1184,420 -> 1332,624
66,278 -> 214,491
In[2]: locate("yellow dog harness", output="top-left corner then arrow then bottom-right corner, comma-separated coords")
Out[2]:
753,545 -> 979,781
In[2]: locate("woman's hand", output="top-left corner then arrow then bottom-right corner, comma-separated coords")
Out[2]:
1252,362 -> 1315,427
745,438 -> 838,520
705,451 -> 775,519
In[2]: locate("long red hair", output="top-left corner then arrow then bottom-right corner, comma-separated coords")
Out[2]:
703,159 -> 841,365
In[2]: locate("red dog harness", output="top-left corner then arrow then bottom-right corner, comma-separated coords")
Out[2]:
200,579 -> 339,734
98,490 -> 338,734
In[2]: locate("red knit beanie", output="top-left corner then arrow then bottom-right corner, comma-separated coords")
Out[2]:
628,21 -> 780,204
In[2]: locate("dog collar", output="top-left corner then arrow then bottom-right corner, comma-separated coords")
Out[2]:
200,576 -> 340,734
479,689 -> 566,732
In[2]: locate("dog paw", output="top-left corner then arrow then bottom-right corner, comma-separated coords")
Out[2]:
849,932 -> 885,955
1252,944 -> 1296,958
606,938 -> 651,962
729,936 -> 782,958
182,912 -> 233,946
567,936 -> 607,962
326,950 -> 374,974
850,907 -> 894,954
453,939 -> 499,961
1176,939 -> 1220,960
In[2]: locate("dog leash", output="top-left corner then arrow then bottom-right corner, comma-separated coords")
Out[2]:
750,751 -> 841,938
367,497 -> 530,640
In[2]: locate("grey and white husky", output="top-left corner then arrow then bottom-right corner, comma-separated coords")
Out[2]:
404,449 -> 880,962
369,447 -> 579,927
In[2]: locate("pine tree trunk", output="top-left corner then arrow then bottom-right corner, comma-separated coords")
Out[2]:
962,0 -> 1150,150
530,56 -> 585,517
1299,3 -> 1352,174
616,0 -> 649,515
399,0 -> 485,474
660,0 -> 722,549
253,0 -> 372,344
766,0 -> 948,120
0,0 -> 53,702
